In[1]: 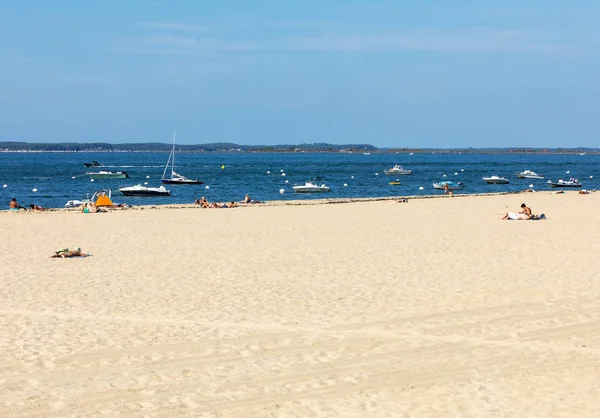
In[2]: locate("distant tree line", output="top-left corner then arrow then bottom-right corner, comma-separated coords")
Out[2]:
0,141 -> 596,154
0,141 -> 378,152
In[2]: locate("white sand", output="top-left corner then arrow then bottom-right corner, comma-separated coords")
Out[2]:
1,192 -> 600,417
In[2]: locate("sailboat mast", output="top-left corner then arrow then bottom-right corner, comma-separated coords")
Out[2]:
171,129 -> 176,177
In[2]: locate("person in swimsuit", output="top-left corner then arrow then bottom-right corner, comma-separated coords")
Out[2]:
519,203 -> 532,218
9,198 -> 25,210
29,204 -> 47,211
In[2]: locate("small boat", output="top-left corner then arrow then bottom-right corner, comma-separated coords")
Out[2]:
547,178 -> 582,188
161,130 -> 204,185
384,165 -> 412,175
83,160 -> 102,167
389,181 -> 401,186
516,170 -> 544,179
483,176 -> 510,184
293,177 -> 331,193
433,181 -> 465,190
86,171 -> 128,179
120,184 -> 171,197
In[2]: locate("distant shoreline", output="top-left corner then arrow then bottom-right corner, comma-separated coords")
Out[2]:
0,149 -> 597,155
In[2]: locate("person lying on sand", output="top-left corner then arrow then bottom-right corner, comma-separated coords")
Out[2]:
499,210 -> 530,220
51,248 -> 90,258
29,204 -> 47,211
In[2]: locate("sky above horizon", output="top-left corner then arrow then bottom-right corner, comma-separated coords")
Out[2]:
1,1 -> 599,148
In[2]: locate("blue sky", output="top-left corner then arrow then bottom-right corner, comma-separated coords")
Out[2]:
1,1 -> 599,147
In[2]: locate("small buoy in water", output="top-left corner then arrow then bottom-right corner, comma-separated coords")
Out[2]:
90,179 -> 95,182
590,176 -> 594,179
419,186 -> 424,190
2,184 -> 6,188
279,188 -> 285,194
205,185 -> 210,189
344,183 -> 348,187
566,171 -> 570,174
146,175 -> 150,178
375,173 -> 379,176
461,169 -> 464,172
443,174 -> 447,177
285,180 -> 289,183
221,165 -> 225,169
351,176 -> 354,179
282,173 -> 286,176
144,182 -> 148,185
280,169 -> 284,172
71,176 -> 76,179
266,171 -> 270,174
454,172 -> 458,175
32,188 -> 38,192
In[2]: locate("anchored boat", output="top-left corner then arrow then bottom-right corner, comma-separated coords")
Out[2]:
86,171 -> 128,179
161,130 -> 204,185
483,176 -> 510,184
119,184 -> 171,197
293,178 -> 331,193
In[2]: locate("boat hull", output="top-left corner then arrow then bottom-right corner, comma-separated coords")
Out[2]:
161,179 -> 204,185
548,182 -> 582,188
293,187 -> 331,193
120,190 -> 171,196
517,175 -> 544,179
384,170 -> 411,175
483,178 -> 510,184
87,173 -> 128,179
433,183 -> 465,190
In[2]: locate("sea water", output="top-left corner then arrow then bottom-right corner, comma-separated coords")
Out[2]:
0,152 -> 598,208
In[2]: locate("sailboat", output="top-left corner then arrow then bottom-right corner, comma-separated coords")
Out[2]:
161,130 -> 204,185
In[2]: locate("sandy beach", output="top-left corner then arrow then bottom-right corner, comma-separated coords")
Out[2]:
1,191 -> 600,417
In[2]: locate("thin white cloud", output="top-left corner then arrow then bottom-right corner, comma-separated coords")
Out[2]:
118,27 -> 583,55
137,21 -> 206,32
285,29 -> 559,54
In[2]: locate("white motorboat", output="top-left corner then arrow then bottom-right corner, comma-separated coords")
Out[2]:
433,181 -> 465,190
293,178 -> 331,193
483,176 -> 510,184
547,178 -> 582,188
516,170 -> 544,180
120,184 -> 171,197
87,171 -> 129,179
384,165 -> 412,175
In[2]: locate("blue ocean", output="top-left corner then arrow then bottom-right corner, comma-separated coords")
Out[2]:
1,152 -> 598,209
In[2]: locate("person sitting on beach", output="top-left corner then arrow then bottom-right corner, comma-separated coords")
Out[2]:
29,204 -> 47,211
241,194 -> 251,204
519,203 -> 532,218
227,201 -> 237,208
196,197 -> 209,208
52,248 -> 89,258
9,198 -> 25,210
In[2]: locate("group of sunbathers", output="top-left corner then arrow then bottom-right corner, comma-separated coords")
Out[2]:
194,196 -> 238,208
9,198 -> 47,211
499,203 -> 545,220
194,194 -> 264,208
